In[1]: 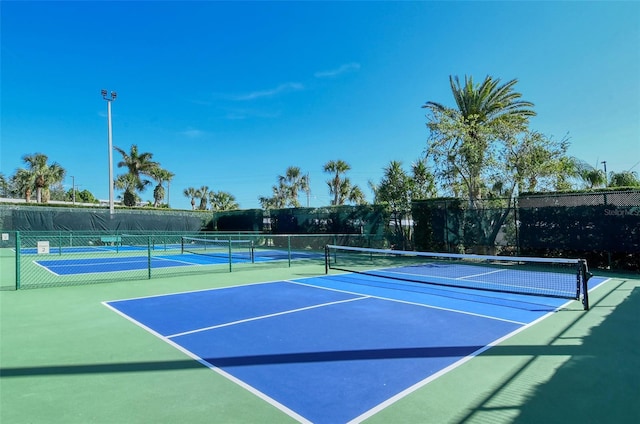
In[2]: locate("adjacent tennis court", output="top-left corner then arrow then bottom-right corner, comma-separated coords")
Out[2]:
103,247 -> 608,423
24,236 -> 324,278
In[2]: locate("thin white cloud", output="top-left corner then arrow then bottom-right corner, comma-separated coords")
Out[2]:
180,128 -> 205,138
222,108 -> 282,120
314,62 -> 361,78
232,82 -> 304,101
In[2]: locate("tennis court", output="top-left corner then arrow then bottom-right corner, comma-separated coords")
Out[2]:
1,244 -> 638,423
14,236 -> 325,286
102,247 -> 608,423
32,250 -> 321,276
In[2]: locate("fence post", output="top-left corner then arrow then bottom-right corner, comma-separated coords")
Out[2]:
228,235 -> 232,272
15,231 -> 21,290
514,198 -> 520,256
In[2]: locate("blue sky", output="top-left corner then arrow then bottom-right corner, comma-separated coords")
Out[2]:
2,1 -> 639,210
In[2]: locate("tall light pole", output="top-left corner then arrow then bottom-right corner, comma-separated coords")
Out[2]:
601,161 -> 607,186
71,175 -> 76,205
101,89 -> 117,215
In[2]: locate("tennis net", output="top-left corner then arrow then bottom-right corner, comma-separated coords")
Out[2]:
181,237 -> 254,262
325,245 -> 591,309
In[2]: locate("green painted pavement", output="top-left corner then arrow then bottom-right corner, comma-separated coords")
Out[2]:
1,263 -> 638,423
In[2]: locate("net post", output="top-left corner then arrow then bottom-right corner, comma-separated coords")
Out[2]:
180,236 -> 185,254
580,259 -> 590,310
324,245 -> 329,274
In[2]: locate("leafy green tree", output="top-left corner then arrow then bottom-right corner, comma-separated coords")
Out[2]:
183,187 -> 197,210
114,144 -> 158,203
209,191 -> 239,211
66,188 -> 98,203
609,171 -> 640,187
506,132 -> 574,193
20,153 -> 66,203
374,160 -> 436,249
423,75 -> 535,206
323,160 -> 366,205
48,182 -> 67,201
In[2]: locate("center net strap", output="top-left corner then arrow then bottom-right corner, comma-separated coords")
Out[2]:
325,245 -> 589,309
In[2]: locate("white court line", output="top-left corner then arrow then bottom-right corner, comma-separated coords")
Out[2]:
457,268 -> 508,279
167,295 -> 369,339
103,275 -> 611,424
32,260 -> 61,276
289,280 -> 528,326
101,301 -> 312,424
347,275 -> 612,423
347,307 -> 556,424
153,256 -> 205,266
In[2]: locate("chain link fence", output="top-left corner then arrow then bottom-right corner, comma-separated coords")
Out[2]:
1,190 -> 638,290
1,231 -> 385,290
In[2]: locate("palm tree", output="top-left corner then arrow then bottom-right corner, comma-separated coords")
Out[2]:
148,167 -> 175,207
375,161 -> 414,249
609,171 -> 640,187
114,173 -> 140,207
425,75 -> 536,124
324,160 -> 350,205
209,191 -> 239,211
323,160 -> 366,205
278,166 -> 309,207
347,185 -> 366,205
410,159 -> 437,199
114,144 -> 158,200
21,153 -> 66,203
0,172 -> 8,197
11,169 -> 35,202
183,187 -> 198,210
196,185 -> 209,210
423,75 -> 535,205
571,160 -> 606,189
259,183 -> 288,209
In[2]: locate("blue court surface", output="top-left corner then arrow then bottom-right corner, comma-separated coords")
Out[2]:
104,273 -> 607,423
33,250 -> 317,276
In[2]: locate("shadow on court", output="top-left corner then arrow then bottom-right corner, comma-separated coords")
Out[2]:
453,279 -> 640,423
2,275 -> 638,423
